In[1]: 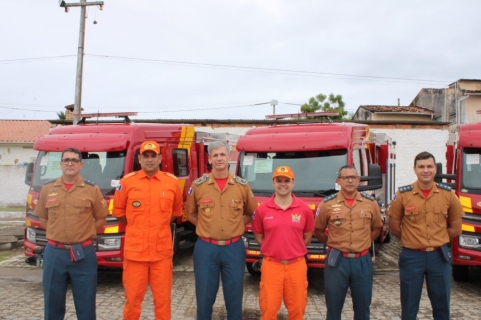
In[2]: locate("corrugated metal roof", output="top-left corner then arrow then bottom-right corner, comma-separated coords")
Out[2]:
0,120 -> 52,143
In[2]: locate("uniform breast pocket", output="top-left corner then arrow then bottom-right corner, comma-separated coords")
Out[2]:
404,209 -> 419,223
330,213 -> 346,229
128,192 -> 145,212
45,200 -> 60,219
199,201 -> 215,218
160,191 -> 175,212
360,210 -> 373,226
229,199 -> 244,218
74,199 -> 92,216
434,206 -> 448,223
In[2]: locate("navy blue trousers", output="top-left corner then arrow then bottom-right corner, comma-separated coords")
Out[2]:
324,253 -> 373,320
42,243 -> 98,320
399,246 -> 451,320
193,238 -> 246,320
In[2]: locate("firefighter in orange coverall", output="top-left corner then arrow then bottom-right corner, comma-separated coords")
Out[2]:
113,141 -> 183,320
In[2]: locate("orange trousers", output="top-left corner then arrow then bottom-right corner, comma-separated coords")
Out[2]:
122,258 -> 173,320
259,257 -> 308,320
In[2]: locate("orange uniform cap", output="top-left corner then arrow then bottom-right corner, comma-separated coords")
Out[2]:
272,166 -> 295,179
140,141 -> 160,154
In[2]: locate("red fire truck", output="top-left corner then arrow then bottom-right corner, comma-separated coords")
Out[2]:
235,119 -> 396,274
436,122 -> 481,281
23,112 -> 227,268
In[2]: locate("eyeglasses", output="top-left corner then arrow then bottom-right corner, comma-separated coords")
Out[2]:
339,176 -> 359,181
61,158 -> 81,164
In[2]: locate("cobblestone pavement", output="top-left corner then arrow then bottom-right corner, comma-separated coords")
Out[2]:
1,237 -> 481,319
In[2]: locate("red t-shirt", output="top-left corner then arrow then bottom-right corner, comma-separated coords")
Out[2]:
215,177 -> 228,191
345,197 -> 355,207
251,194 -> 315,260
421,188 -> 431,198
64,183 -> 74,191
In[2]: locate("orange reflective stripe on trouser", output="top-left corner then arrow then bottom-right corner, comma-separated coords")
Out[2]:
122,259 -> 173,320
259,258 -> 308,320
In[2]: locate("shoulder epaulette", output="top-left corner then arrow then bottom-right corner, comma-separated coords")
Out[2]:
323,193 -> 337,203
437,183 -> 452,191
122,172 -> 136,180
398,185 -> 413,193
83,178 -> 96,186
361,192 -> 376,201
43,178 -> 56,185
194,175 -> 208,186
165,172 -> 178,180
234,176 -> 248,186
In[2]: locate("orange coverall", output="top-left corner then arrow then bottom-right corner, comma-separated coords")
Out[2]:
113,170 -> 183,320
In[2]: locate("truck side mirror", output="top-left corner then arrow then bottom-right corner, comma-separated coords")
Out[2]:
434,162 -> 456,187
24,162 -> 34,186
358,164 -> 383,191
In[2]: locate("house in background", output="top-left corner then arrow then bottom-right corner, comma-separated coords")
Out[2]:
0,120 -> 52,165
352,105 -> 434,121
410,79 -> 481,123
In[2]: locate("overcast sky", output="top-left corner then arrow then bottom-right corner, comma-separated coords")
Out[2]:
1,1 -> 480,121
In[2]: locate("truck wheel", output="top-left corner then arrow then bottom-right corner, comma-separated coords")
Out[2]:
383,232 -> 391,244
452,265 -> 469,282
246,262 -> 261,276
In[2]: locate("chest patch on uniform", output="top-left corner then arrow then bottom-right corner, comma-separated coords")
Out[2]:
399,185 -> 413,193
406,206 -> 416,210
47,198 -> 57,202
291,214 -> 301,223
201,199 -> 212,203
132,201 -> 141,208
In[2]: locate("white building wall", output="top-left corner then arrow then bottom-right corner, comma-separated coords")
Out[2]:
0,165 -> 29,207
370,128 -> 449,189
0,145 -> 37,165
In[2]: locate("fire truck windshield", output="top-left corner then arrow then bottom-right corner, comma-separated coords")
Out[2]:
31,151 -> 126,196
237,149 -> 347,197
461,148 -> 481,194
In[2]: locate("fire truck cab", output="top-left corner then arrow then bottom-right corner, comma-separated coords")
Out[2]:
436,122 -> 481,281
235,120 -> 395,274
23,112 -> 227,268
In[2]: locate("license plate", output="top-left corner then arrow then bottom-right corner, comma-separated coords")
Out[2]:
248,250 -> 261,255
308,254 -> 325,259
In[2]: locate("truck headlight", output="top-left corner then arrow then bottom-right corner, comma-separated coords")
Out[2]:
97,236 -> 121,251
458,235 -> 481,249
26,227 -> 36,243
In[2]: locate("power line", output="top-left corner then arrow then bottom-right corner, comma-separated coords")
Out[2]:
85,54 -> 450,84
0,54 -> 451,85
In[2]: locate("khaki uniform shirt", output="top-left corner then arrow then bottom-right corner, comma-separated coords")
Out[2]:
315,191 -> 382,253
388,182 -> 464,249
112,170 -> 183,261
185,173 -> 258,239
35,175 -> 108,244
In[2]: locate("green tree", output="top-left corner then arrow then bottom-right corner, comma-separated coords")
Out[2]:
57,111 -> 66,120
300,93 -> 347,119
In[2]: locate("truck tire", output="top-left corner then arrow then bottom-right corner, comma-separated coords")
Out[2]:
246,262 -> 261,276
452,265 -> 469,282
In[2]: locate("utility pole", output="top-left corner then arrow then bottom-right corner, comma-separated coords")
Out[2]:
270,99 -> 278,115
59,0 -> 104,124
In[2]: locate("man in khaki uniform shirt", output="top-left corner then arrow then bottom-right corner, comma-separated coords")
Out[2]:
315,165 -> 382,320
389,151 -> 464,320
35,147 -> 108,320
186,140 -> 258,320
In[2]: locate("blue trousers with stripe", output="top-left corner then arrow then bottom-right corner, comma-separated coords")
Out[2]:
399,246 -> 451,320
324,252 -> 373,320
193,238 -> 245,320
42,243 -> 98,320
